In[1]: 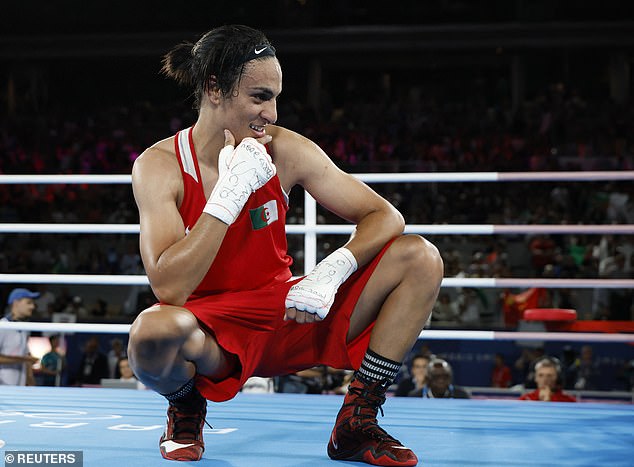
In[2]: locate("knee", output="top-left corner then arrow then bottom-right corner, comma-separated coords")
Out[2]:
393,235 -> 444,286
128,306 -> 198,362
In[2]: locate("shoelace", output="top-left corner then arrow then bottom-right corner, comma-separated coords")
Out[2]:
348,383 -> 386,418
344,384 -> 402,445
169,405 -> 213,440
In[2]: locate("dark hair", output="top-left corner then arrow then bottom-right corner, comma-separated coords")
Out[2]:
411,353 -> 431,365
161,25 -> 274,110
428,357 -> 453,378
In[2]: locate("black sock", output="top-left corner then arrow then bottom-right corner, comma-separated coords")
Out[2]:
163,378 -> 204,410
356,348 -> 401,386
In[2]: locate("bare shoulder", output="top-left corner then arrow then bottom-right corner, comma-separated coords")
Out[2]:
133,137 -> 177,173
266,125 -> 329,188
267,125 -> 317,157
131,136 -> 182,203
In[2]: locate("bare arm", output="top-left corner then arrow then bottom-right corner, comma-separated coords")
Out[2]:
273,127 -> 404,267
0,355 -> 37,365
132,145 -> 229,306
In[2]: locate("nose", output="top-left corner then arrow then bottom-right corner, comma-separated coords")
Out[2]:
262,99 -> 277,125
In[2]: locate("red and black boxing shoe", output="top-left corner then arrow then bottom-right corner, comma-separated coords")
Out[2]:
159,396 -> 208,461
327,377 -> 418,466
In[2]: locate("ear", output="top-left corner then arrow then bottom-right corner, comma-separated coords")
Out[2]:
205,76 -> 222,104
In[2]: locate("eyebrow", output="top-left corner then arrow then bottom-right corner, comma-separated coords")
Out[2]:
251,87 -> 276,100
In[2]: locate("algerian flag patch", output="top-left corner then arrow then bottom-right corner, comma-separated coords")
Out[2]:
249,200 -> 278,230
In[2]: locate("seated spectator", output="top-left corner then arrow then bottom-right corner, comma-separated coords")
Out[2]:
37,335 -> 65,387
519,356 -> 576,402
73,336 -> 109,386
456,288 -> 486,326
117,357 -> 136,382
117,357 -> 145,389
395,353 -> 431,396
63,296 -> 88,320
571,345 -> 600,390
431,293 -> 459,323
491,353 -> 512,388
513,347 -> 545,389
409,358 -> 470,399
331,370 -> 354,395
277,366 -> 350,394
107,338 -> 126,379
276,366 -> 330,394
560,346 -> 579,389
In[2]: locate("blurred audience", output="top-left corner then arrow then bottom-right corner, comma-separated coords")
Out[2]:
395,353 -> 431,397
491,353 -> 512,388
37,334 -> 65,387
73,336 -> 109,386
569,345 -> 601,391
408,358 -> 471,399
107,338 -> 126,379
0,78 -> 632,394
519,356 -> 576,402
117,356 -> 145,389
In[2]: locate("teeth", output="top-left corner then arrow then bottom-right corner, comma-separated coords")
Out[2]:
250,124 -> 264,131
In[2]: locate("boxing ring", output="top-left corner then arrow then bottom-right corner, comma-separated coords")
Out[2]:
1,171 -> 633,466
1,386 -> 632,466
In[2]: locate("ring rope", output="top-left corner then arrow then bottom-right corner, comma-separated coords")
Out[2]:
2,172 -> 631,346
1,273 -> 632,289
2,170 -> 634,185
4,170 -> 632,275
2,223 -> 632,235
0,321 -> 631,343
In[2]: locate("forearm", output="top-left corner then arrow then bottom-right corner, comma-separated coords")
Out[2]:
149,216 -> 229,305
285,204 -> 403,321
26,365 -> 35,386
343,206 -> 404,267
146,137 -> 275,305
0,355 -> 29,364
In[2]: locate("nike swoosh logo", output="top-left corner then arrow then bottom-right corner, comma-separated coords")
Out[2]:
254,47 -> 267,54
161,440 -> 196,453
330,433 -> 338,450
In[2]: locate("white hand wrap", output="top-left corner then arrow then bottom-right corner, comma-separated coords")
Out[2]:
203,138 -> 276,225
285,247 -> 358,319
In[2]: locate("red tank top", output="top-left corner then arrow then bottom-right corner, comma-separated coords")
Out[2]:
174,127 -> 293,296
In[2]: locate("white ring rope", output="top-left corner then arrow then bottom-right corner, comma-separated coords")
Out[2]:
0,274 -> 149,285
0,223 -> 140,234
0,174 -> 132,184
3,171 -> 633,275
2,171 -> 634,184
1,273 -> 632,289
1,173 -> 630,352
0,321 -> 631,343
2,223 -> 633,235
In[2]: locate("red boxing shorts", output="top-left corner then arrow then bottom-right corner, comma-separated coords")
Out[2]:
187,241 -> 392,402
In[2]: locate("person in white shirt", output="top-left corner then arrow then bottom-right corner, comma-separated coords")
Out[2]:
0,288 -> 40,385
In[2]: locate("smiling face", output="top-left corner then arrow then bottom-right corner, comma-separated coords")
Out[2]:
215,57 -> 282,142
